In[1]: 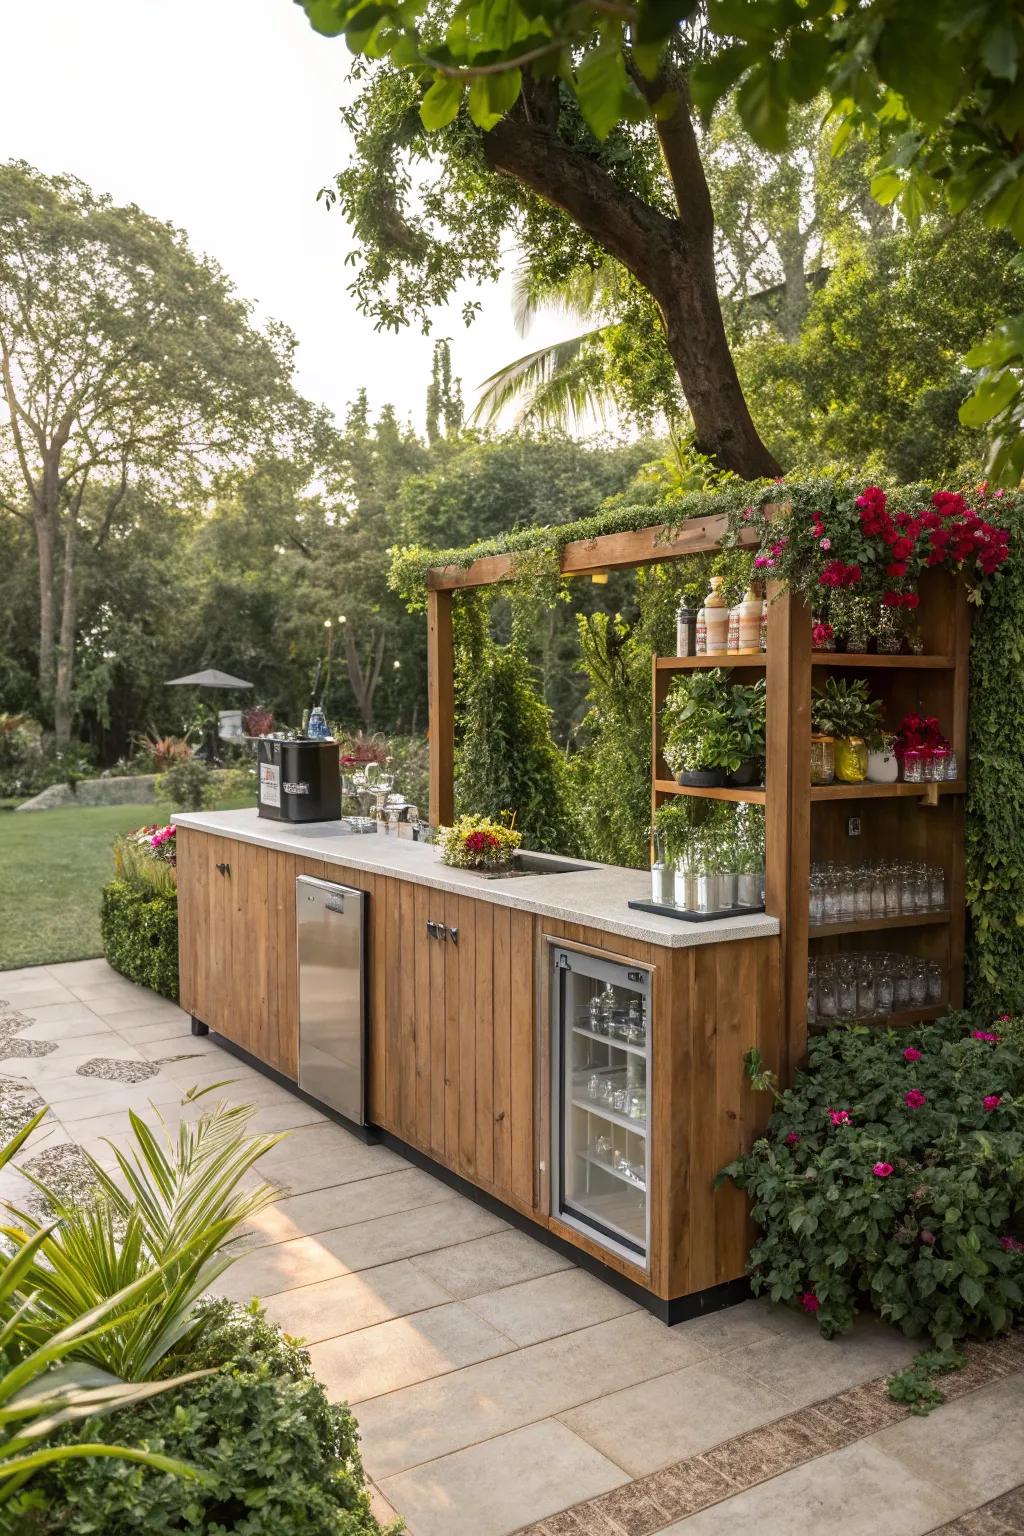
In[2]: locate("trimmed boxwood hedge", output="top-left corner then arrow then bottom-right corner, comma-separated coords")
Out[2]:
100,878 -> 179,1001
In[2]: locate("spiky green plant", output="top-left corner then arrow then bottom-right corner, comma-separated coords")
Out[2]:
0,1111 -> 207,1509
7,1088 -> 285,1380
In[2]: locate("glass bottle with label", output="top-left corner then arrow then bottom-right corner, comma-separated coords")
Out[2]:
675,603 -> 698,657
703,576 -> 729,655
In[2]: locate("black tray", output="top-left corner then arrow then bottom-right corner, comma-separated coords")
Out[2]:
627,898 -> 766,923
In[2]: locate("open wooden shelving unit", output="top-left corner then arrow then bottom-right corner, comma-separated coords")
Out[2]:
650,565 -> 969,1073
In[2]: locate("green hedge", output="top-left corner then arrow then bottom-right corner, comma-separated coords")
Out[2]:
100,878 -> 179,1001
32,1299 -> 384,1536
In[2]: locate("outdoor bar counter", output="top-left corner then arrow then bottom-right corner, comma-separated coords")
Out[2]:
174,807 -> 782,1321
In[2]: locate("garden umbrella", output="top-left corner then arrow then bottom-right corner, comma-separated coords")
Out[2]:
165,669 -> 254,761
165,669 -> 253,689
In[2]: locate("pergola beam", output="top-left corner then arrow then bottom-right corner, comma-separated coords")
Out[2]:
425,513 -> 760,591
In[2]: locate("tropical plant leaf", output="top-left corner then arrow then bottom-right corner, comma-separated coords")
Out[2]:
471,328 -> 613,428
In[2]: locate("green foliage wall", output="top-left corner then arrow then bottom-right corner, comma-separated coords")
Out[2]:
100,881 -> 179,1001
453,595 -> 582,853
967,495 -> 1024,1015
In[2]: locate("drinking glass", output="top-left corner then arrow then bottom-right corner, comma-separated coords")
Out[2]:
838,871 -> 856,922
818,968 -> 837,1019
884,863 -> 901,917
875,957 -> 895,1015
837,962 -> 857,1018
809,877 -> 824,925
910,961 -> 928,1006
855,871 -> 872,919
944,749 -> 959,781
903,749 -> 923,783
857,965 -> 876,1017
894,958 -> 912,1009
929,866 -> 946,910
926,961 -> 944,1003
911,866 -> 930,914
870,870 -> 886,918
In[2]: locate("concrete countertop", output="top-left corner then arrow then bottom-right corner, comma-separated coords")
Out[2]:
172,807 -> 780,951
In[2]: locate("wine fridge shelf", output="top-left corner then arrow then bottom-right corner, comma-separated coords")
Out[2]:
576,1148 -> 647,1193
571,1097 -> 647,1137
572,1023 -> 647,1059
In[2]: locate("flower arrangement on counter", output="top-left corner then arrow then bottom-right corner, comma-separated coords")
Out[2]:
437,813 -> 522,872
113,823 -> 178,891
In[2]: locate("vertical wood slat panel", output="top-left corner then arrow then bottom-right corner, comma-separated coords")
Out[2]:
713,939 -> 756,1285
653,947 -> 693,1299
491,906 -> 512,1193
175,830 -> 201,1019
398,879 -> 417,1139
429,891 -> 447,1156
413,883 -> 432,1148
444,889 -> 462,1164
368,873 -> 387,1124
509,910 -> 535,1210
385,877 -> 403,1130
458,895 -> 478,1177
474,901 -> 495,1186
686,944 -> 719,1294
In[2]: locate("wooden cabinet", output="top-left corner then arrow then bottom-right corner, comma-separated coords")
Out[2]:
177,829 -> 327,1079
369,885 -> 537,1216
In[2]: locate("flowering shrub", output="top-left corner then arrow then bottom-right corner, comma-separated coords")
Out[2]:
719,1014 -> 1024,1347
737,483 -> 1010,617
436,813 -> 522,870
112,824 -> 177,895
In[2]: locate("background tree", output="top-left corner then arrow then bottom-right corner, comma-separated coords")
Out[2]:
0,161 -> 316,743
425,339 -> 464,445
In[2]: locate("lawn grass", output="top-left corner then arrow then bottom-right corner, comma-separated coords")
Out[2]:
0,800 -> 247,970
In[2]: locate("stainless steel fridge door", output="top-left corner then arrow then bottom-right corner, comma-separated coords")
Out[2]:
297,876 -> 366,1124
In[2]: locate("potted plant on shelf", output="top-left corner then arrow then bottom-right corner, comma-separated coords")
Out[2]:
866,730 -> 899,783
727,679 -> 767,787
661,669 -> 741,788
810,677 -> 885,783
437,813 -> 522,872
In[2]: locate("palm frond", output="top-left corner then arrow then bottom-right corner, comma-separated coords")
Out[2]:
471,328 -> 615,430
510,260 -> 622,336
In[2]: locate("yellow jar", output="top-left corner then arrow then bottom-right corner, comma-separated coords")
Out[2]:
834,735 -> 868,782
810,734 -> 835,785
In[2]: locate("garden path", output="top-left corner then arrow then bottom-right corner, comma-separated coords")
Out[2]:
1,960 -> 1021,1536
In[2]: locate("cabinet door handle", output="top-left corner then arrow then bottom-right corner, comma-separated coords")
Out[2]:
436,922 -> 448,941
448,926 -> 459,945
426,920 -> 438,939
215,862 -> 231,877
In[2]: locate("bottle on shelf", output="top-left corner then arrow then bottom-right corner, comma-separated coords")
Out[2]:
727,605 -> 741,654
759,596 -> 769,653
737,584 -> 762,654
703,575 -> 730,655
695,605 -> 707,654
675,602 -> 698,657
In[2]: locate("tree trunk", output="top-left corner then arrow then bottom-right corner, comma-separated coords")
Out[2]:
484,82 -> 781,479
34,512 -> 56,709
778,230 -> 811,343
54,511 -> 78,747
343,625 -> 385,731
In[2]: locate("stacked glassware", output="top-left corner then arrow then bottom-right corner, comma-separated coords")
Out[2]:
808,951 -> 945,1024
808,859 -> 946,924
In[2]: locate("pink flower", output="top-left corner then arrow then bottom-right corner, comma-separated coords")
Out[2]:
903,1047 -> 922,1063
998,1013 -> 1011,1021
743,506 -> 754,521
972,1030 -> 1001,1043
904,1090 -> 927,1109
829,1108 -> 851,1126
754,554 -> 769,569
984,1095 -> 1002,1112
785,1131 -> 800,1146
819,537 -> 831,549
799,1291 -> 820,1313
920,1230 -> 935,1246
873,1162 -> 894,1178
1000,1236 -> 1024,1253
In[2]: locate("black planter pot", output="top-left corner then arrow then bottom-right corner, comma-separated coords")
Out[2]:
677,767 -> 727,788
726,759 -> 758,787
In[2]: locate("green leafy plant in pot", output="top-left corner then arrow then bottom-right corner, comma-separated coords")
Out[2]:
726,679 -> 767,787
811,677 -> 885,783
662,669 -> 741,788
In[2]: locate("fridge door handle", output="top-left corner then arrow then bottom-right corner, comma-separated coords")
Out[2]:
426,920 -> 438,939
448,926 -> 458,945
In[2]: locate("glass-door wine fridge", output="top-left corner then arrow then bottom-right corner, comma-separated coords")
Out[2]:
550,946 -> 651,1265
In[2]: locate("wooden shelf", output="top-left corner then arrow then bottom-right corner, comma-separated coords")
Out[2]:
811,1003 -> 947,1031
811,653 -> 955,669
654,780 -> 767,804
656,654 -> 766,671
810,780 -> 965,803
810,911 -> 951,939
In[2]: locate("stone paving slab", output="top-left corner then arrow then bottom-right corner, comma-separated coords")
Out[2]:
2,961 -> 1021,1536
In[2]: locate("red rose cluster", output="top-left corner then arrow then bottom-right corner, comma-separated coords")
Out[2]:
464,829 -> 500,855
855,485 -> 1009,601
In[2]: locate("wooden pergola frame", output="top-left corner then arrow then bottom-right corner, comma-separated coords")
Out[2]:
425,511 -> 760,827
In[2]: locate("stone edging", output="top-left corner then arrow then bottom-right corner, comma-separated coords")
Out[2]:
514,1334 -> 1024,1536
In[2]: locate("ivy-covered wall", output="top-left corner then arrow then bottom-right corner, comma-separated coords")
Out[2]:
966,496 -> 1024,1015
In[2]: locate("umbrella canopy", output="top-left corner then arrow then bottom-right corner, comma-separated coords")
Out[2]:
165,668 -> 254,689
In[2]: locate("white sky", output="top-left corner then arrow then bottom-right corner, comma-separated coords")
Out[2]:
0,0 -> 577,433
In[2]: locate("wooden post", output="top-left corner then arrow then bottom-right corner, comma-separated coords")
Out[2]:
765,584 -> 812,1081
427,589 -> 455,828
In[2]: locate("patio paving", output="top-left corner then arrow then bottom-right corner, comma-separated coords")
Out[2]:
1,960 -> 1022,1536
